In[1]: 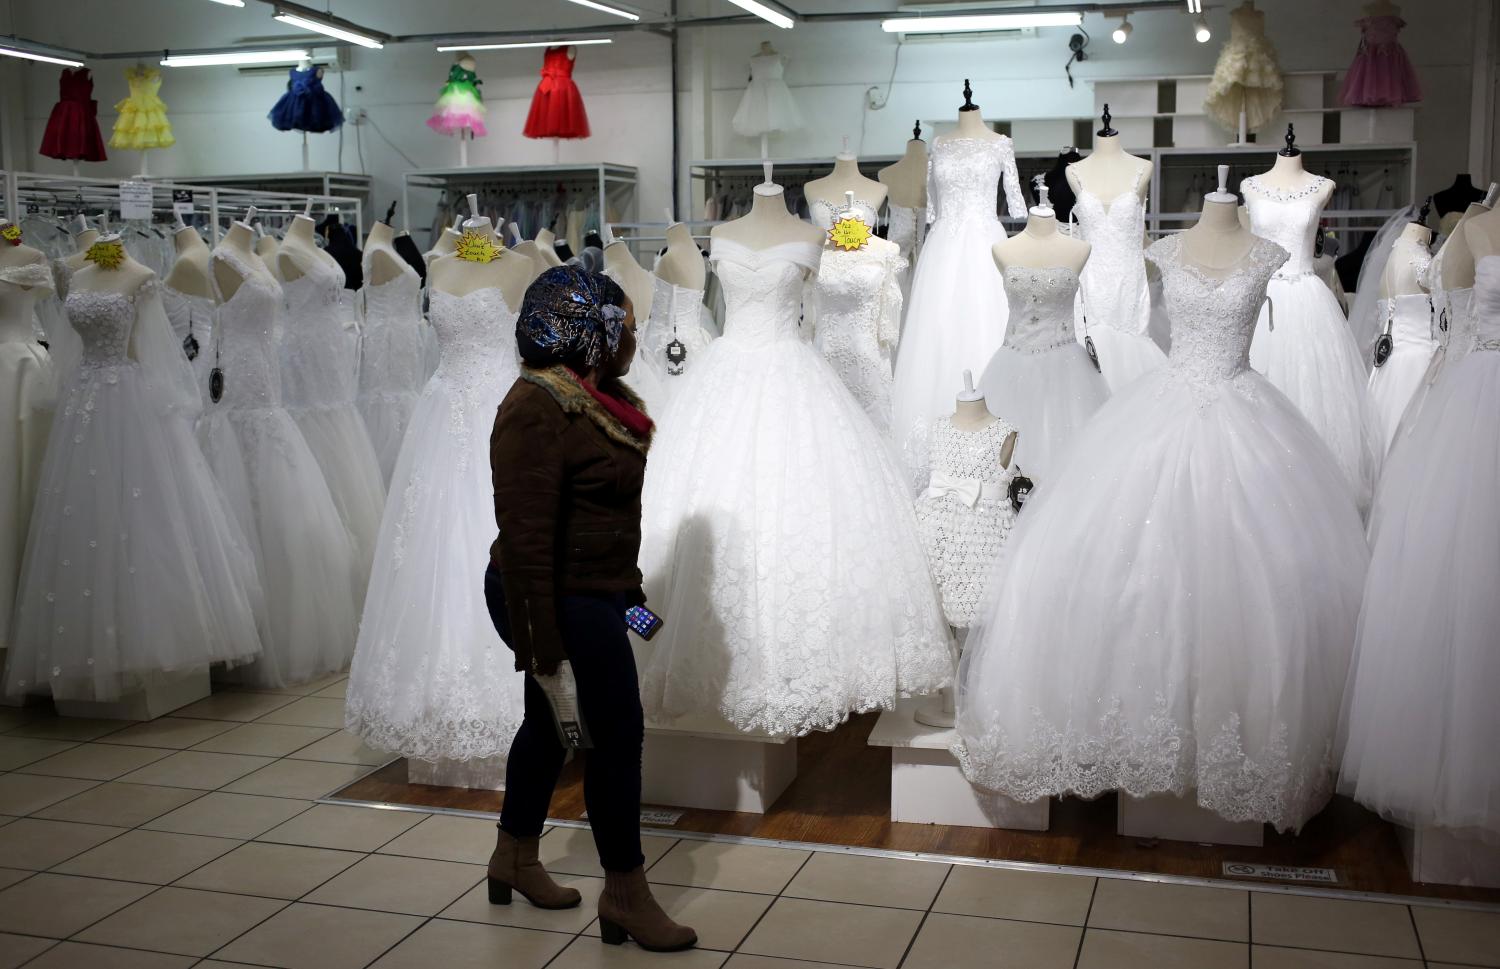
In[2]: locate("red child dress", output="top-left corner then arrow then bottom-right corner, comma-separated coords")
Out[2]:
523,46 -> 590,139
1338,14 -> 1421,107
40,67 -> 108,162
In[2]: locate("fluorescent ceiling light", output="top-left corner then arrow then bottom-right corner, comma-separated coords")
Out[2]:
436,38 -> 613,51
205,0 -> 246,6
161,48 -> 310,66
725,0 -> 794,30
882,11 -> 1083,33
0,44 -> 85,67
563,0 -> 640,21
273,9 -> 385,49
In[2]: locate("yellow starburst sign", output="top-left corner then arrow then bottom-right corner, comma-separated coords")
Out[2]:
85,239 -> 126,270
455,228 -> 502,263
1,224 -> 21,246
828,215 -> 872,252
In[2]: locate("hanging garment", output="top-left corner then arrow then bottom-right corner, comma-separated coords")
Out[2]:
426,63 -> 487,137
953,234 -> 1369,833
638,238 -> 952,737
911,416 -> 1019,629
109,66 -> 174,151
976,266 -> 1108,485
1366,293 -> 1438,456
198,246 -> 361,689
892,135 -> 1027,475
1340,255 -> 1500,845
318,216 -> 363,290
1070,166 -> 1168,393
1203,3 -> 1284,133
40,67 -> 107,162
269,67 -> 343,133
357,251 -> 428,483
6,276 -> 265,702
731,52 -> 803,138
345,286 -> 525,763
1339,14 -> 1421,107
523,46 -> 590,139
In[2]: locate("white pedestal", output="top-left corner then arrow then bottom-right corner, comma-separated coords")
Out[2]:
54,668 -> 211,721
641,714 -> 797,814
1117,792 -> 1264,847
407,754 -> 506,791
1399,824 -> 1500,889
868,700 -> 1049,831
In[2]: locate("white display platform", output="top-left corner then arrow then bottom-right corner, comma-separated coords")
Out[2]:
54,668 -> 210,721
641,711 -> 797,814
1117,792 -> 1265,847
868,700 -> 1049,831
408,754 -> 506,791
1399,824 -> 1500,889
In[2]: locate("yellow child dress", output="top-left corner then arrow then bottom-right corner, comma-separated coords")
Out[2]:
110,66 -> 175,150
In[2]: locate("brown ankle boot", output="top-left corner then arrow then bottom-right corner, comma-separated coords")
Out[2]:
487,830 -> 581,910
597,866 -> 697,952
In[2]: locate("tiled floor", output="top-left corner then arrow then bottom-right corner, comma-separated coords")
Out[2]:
2,677 -> 1499,969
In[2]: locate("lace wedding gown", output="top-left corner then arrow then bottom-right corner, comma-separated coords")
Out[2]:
1366,292 -> 1437,455
162,285 -> 216,407
893,135 -> 1026,469
639,238 -> 952,737
1070,167 -> 1168,392
1245,176 -> 1379,510
279,253 -> 386,596
619,274 -> 715,420
345,287 -> 525,762
953,234 -> 1369,832
199,248 -> 360,688
1340,256 -> 1500,844
357,253 -> 428,483
7,277 -> 265,701
977,266 -> 1108,483
1393,240 -> 1480,443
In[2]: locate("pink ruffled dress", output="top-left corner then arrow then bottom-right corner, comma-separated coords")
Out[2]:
1339,15 -> 1421,107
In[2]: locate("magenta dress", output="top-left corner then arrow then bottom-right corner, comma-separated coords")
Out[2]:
1339,15 -> 1421,107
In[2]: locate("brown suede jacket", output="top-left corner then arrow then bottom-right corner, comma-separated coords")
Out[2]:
490,364 -> 651,675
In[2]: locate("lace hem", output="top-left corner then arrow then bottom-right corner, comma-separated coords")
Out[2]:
344,697 -> 522,762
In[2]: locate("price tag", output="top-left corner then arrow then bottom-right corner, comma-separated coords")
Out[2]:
171,189 -> 194,218
119,180 -> 154,220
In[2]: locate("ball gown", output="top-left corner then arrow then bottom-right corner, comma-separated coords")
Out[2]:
345,287 -> 525,763
1366,293 -> 1438,456
40,67 -> 107,162
731,52 -> 803,137
269,67 -> 343,133
953,233 -> 1370,833
1203,3 -> 1284,133
1245,175 -> 1379,511
198,246 -> 360,688
1339,255 -> 1500,844
892,135 -> 1026,471
523,46 -> 589,139
639,238 -> 952,737
109,66 -> 174,151
357,251 -> 428,483
1338,14 -> 1422,107
426,63 -> 487,137
6,276 -> 265,701
977,266 -> 1108,484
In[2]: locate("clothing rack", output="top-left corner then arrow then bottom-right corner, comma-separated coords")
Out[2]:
166,172 -> 373,231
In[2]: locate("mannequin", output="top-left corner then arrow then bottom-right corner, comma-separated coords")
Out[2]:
64,218 -> 102,276
993,184 -> 1090,274
603,240 -> 655,319
1435,184 -> 1497,291
944,79 -> 1001,143
1182,165 -> 1256,273
657,220 -> 706,291
1433,173 -> 1484,225
253,223 -> 280,271
878,121 -> 928,211
508,224 -> 551,281
804,150 -> 888,217
711,183 -> 824,250
72,232 -> 153,298
1380,222 -> 1433,299
278,212 -> 339,283
364,221 -> 405,287
0,223 -> 53,332
1464,195 -> 1500,261
1065,107 -> 1152,203
212,209 -> 275,304
164,222 -> 212,300
426,215 -> 463,265
429,196 -> 531,310
534,227 -> 566,268
1253,126 -> 1335,204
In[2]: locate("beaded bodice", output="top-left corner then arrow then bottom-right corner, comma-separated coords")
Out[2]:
1242,175 -> 1332,276
210,247 -> 284,409
1146,233 -> 1287,382
710,239 -> 820,348
926,416 -> 1016,489
809,197 -> 880,231
927,136 -> 1027,224
66,279 -> 156,368
428,287 -> 518,388
1002,266 -> 1080,352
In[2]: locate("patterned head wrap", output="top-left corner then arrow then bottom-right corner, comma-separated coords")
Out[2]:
515,265 -> 628,370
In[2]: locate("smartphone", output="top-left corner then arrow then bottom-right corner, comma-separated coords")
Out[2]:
625,604 -> 664,640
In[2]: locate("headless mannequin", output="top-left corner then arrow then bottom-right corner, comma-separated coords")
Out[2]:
657,221 -> 706,291
254,224 -> 280,273
277,213 -> 338,283
878,122 -> 928,210
212,216 -> 276,304
805,151 -> 888,216
426,215 -> 463,265
1436,190 -> 1496,290
509,224 -> 552,281
429,215 -> 531,311
604,241 -> 655,320
1066,109 -> 1152,204
164,223 -> 212,299
711,183 -> 824,250
950,371 -> 1017,461
0,225 -> 52,339
1380,222 -> 1433,298
64,219 -> 102,275
364,221 -> 405,286
993,185 -> 1091,273
1464,199 -> 1500,262
1182,167 -> 1256,274
72,234 -> 154,299
534,228 -> 566,268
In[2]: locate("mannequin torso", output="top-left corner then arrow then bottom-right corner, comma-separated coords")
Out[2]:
534,228 -> 566,268
165,226 -> 212,299
941,108 -> 1000,144
657,221 -> 706,291
1181,198 -> 1256,275
510,241 -> 552,282
1380,223 -> 1432,298
364,221 -> 405,286
604,241 -> 655,319
711,184 -> 825,250
72,241 -> 154,298
277,214 -> 339,283
1252,151 -> 1334,204
64,228 -> 101,274
879,139 -> 928,210
213,222 -> 275,303
428,220 -> 531,310
993,211 -> 1091,273
1437,202 -> 1491,290
1065,134 -> 1152,205
0,238 -> 52,341
805,154 -> 888,220
255,227 -> 280,269
1462,203 -> 1500,262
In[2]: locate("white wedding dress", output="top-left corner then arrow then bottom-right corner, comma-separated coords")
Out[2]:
357,254 -> 427,483
1245,175 -> 1379,510
199,247 -> 360,688
976,266 -> 1108,483
1070,167 -> 1168,392
892,135 -> 1026,470
7,276 -> 265,702
162,285 -> 217,408
346,287 -> 525,762
278,253 -> 386,598
1340,255 -> 1500,844
953,233 -> 1370,833
621,275 -> 716,420
639,238 -> 952,737
1366,292 -> 1438,456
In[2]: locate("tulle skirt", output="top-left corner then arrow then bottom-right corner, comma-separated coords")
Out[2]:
40,99 -> 107,162
427,86 -> 487,137
1339,347 -> 1500,844
953,366 -> 1369,833
7,366 -> 265,701
0,341 -> 54,654
731,77 -> 803,138
639,336 -> 953,737
524,77 -> 589,139
345,377 -> 525,762
285,403 -> 386,600
1250,273 -> 1379,511
1340,43 -> 1422,108
1366,297 -> 1438,458
1087,327 -> 1167,394
269,88 -> 342,133
110,99 -> 174,150
976,342 -> 1107,484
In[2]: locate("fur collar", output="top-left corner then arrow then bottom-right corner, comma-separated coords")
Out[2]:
521,365 -> 652,455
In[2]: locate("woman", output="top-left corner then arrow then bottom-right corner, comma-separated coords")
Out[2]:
485,266 -> 696,953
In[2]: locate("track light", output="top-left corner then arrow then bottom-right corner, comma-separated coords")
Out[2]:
273,6 -> 387,49
161,49 -> 310,67
724,0 -> 795,30
883,11 -> 1084,33
1194,14 -> 1211,42
435,38 -> 614,51
562,0 -> 640,20
1112,17 -> 1133,43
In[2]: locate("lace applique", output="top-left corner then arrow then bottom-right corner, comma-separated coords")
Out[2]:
810,243 -> 905,434
808,197 -> 880,231
1002,266 -> 1080,352
0,259 -> 56,293
925,136 -> 1027,226
280,259 -> 360,412
886,204 -> 926,264
1242,176 -> 1332,277
208,245 -> 285,411
427,288 -> 520,473
1070,168 -> 1153,337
